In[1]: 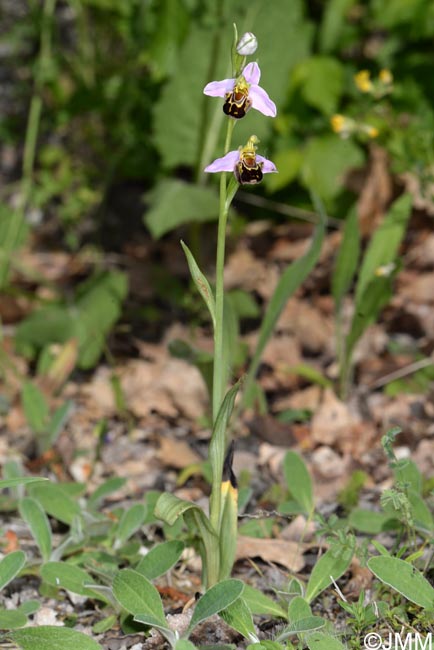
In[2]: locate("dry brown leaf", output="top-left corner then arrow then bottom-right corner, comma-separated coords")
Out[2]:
159,437 -> 201,469
400,272 -> 434,303
224,247 -> 279,299
310,389 -> 357,446
236,535 -> 305,572
357,145 -> 392,236
277,298 -> 334,354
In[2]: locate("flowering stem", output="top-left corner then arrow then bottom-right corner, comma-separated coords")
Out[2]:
212,118 -> 236,425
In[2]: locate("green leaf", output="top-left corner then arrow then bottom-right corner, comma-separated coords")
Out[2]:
241,584 -> 286,619
27,483 -> 81,526
19,497 -> 52,562
368,556 -> 434,609
88,477 -> 127,509
145,181 -> 220,239
0,551 -> 26,591
319,0 -> 357,52
113,568 -> 167,625
265,149 -> 303,193
40,562 -> 100,599
305,544 -> 354,603
175,641 -> 197,650
306,632 -> 347,650
407,489 -> 434,532
181,240 -> 216,328
346,275 -> 393,356
349,509 -> 397,534
0,477 -> 48,490
293,56 -> 344,115
356,193 -> 412,301
288,596 -> 311,622
0,608 -> 28,629
21,382 -> 49,434
301,135 -> 364,200
276,616 -> 326,640
244,203 -> 325,406
136,540 -> 185,580
188,580 -> 244,634
43,400 -> 73,452
9,626 -> 103,650
283,451 -> 314,515
114,504 -> 147,549
220,598 -> 258,643
331,207 -> 360,308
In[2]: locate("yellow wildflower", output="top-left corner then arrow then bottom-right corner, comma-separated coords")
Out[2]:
331,114 -> 346,133
379,69 -> 393,85
366,125 -> 379,138
354,70 -> 373,93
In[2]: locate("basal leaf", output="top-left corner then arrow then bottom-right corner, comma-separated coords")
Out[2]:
27,482 -> 81,526
0,551 -> 26,591
331,206 -> 360,308
283,451 -> 314,515
9,626 -> 103,650
188,580 -> 244,634
241,584 -> 286,619
19,497 -> 52,562
368,556 -> 434,609
305,543 -> 354,603
136,540 -> 185,580
113,568 -> 166,625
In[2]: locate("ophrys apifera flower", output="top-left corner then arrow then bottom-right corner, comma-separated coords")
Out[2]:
203,62 -> 277,119
205,135 -> 277,184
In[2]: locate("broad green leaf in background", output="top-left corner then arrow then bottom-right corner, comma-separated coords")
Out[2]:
9,626 -> 103,650
188,579 -> 245,634
306,632 -> 347,650
331,206 -> 360,308
292,56 -> 344,115
241,584 -> 286,619
114,504 -> 147,549
41,562 -> 101,599
148,0 -> 190,79
319,0 -> 358,52
15,271 -> 128,370
301,135 -> 364,201
112,569 -> 166,625
28,482 -> 81,526
0,551 -> 26,592
305,543 -> 355,603
220,598 -> 259,643
19,497 -> 52,562
153,0 -> 312,170
243,204 -> 325,406
265,149 -> 303,193
355,193 -> 412,301
175,641 -> 197,650
349,509 -> 397,534
145,180 -> 220,238
368,556 -> 434,609
136,540 -> 185,580
181,240 -> 216,328
21,382 -> 49,434
283,451 -> 314,515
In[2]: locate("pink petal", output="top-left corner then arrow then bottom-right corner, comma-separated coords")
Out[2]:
203,78 -> 235,97
205,150 -> 239,173
249,85 -> 277,117
257,155 -> 277,173
242,62 -> 261,85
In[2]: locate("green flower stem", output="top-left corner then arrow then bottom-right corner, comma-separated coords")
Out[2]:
212,118 -> 236,425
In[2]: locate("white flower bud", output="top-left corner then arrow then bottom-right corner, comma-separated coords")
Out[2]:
236,32 -> 258,56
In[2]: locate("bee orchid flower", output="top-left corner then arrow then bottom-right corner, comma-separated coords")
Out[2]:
205,135 -> 277,185
203,62 -> 277,119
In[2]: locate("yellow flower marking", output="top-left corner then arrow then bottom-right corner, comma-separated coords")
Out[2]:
354,69 -> 373,93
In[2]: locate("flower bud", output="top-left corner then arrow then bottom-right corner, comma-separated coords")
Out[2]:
236,32 -> 258,56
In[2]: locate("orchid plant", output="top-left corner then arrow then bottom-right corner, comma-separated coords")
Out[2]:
155,26 -> 278,589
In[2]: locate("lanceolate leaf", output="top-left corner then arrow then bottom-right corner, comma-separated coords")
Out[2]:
19,497 -> 52,562
283,451 -> 314,515
305,542 -> 354,603
187,580 -> 244,634
181,240 -> 216,328
136,540 -> 185,580
113,569 -> 167,625
331,206 -> 360,308
220,598 -> 259,643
